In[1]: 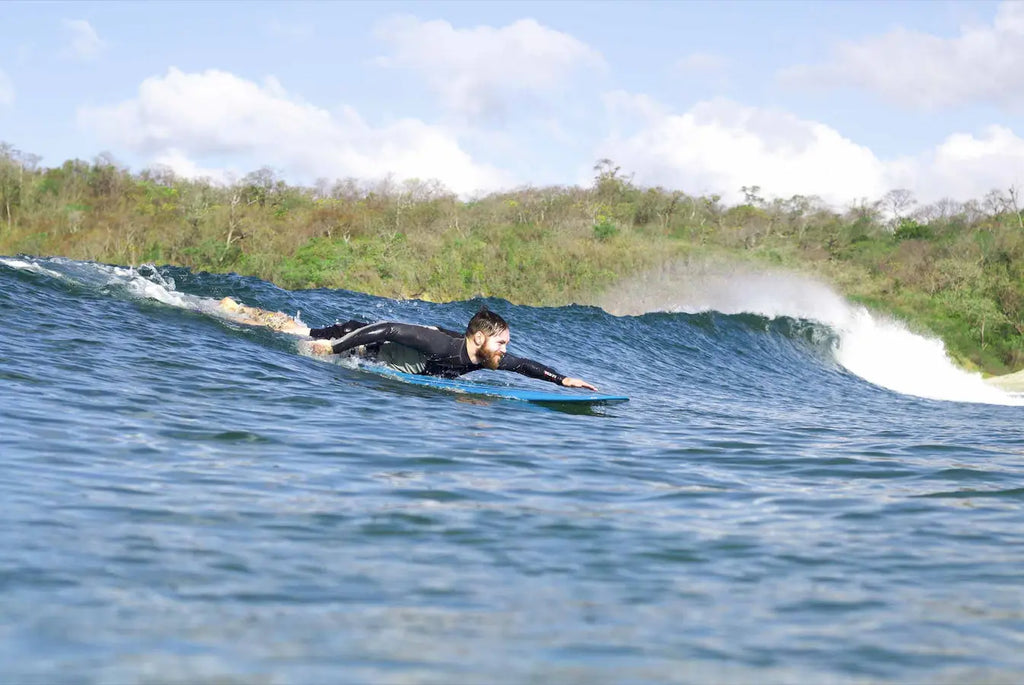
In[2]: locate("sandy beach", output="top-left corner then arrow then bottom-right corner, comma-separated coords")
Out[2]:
985,368 -> 1024,392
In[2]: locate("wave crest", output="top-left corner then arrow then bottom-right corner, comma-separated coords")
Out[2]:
599,258 -> 1022,406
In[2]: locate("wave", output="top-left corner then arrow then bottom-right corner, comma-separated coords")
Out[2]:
600,258 -> 1023,406
0,255 -> 308,328
3,255 -> 1021,406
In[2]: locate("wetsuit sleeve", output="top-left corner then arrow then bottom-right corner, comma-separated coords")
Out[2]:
328,322 -> 453,356
309,320 -> 369,340
497,353 -> 566,385
311,321 -> 460,341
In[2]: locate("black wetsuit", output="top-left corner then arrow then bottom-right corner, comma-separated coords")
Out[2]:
309,321 -> 567,384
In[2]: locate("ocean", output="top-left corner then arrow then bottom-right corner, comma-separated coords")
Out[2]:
1,255 -> 1022,683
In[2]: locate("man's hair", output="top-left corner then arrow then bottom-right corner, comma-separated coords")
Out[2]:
465,306 -> 509,338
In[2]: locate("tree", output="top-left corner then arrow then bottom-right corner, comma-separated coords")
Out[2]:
1007,186 -> 1024,231
0,143 -> 26,232
241,167 -> 280,207
740,185 -> 765,207
89,152 -> 125,201
592,158 -> 630,202
845,197 -> 882,229
881,189 -> 916,229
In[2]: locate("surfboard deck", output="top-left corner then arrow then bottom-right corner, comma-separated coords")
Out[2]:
367,367 -> 629,404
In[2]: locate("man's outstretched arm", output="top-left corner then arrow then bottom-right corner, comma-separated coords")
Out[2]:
498,354 -> 598,390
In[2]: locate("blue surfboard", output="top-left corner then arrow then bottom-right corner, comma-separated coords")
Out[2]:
366,367 -> 629,404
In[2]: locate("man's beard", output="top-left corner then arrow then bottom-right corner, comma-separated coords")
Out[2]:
482,347 -> 503,370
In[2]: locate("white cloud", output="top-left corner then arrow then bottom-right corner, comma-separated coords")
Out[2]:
896,125 -> 1024,200
374,15 -> 604,119
597,94 -> 1024,206
77,68 -> 513,196
0,69 -> 13,107
779,1 -> 1024,109
149,148 -> 235,184
63,19 -> 106,61
598,94 -> 887,205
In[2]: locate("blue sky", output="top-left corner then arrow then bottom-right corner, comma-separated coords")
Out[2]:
2,0 -> 1022,205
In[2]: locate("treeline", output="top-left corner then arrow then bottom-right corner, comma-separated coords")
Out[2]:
1,146 -> 1022,374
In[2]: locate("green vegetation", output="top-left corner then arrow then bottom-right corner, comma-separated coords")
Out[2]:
1,145 -> 1022,374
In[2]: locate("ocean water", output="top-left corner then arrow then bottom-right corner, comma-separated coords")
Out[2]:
1,255 -> 1022,684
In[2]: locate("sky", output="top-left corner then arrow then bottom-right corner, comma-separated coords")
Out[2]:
2,0 -> 1024,206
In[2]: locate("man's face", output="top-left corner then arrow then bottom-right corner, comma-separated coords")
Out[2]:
479,328 -> 510,370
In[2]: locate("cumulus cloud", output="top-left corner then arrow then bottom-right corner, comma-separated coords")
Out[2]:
63,19 -> 106,60
0,69 -> 13,107
779,1 -> 1024,109
374,15 -> 604,119
598,93 -> 887,204
897,125 -> 1024,200
77,68 -> 513,196
148,149 -> 235,184
597,93 -> 1024,206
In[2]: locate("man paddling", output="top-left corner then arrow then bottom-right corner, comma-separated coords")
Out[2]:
219,298 -> 598,390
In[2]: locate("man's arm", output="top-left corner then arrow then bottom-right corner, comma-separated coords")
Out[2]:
327,322 -> 452,356
309,320 -> 369,340
498,354 -> 598,390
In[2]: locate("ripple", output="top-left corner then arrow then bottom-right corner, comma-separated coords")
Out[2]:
4,259 -> 1024,683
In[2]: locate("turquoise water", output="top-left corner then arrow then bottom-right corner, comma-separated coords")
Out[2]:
2,256 -> 1022,683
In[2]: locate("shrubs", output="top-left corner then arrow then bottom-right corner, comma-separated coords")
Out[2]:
893,218 -> 931,241
593,215 -> 618,241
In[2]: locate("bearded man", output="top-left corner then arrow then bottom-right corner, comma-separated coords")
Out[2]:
220,299 -> 596,390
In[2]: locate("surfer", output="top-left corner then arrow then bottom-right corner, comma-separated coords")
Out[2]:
219,298 -> 598,390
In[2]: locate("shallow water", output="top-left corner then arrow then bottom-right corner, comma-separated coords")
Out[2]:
2,256 -> 1022,683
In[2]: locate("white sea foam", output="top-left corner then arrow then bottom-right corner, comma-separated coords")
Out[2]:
106,263 -> 197,309
601,259 -> 1024,406
0,256 -> 68,280
830,306 -> 1022,406
3,256 -> 226,320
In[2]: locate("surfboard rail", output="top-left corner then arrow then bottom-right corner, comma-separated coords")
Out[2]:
368,367 -> 629,404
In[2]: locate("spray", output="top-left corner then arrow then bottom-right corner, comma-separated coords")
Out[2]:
599,257 -> 1023,406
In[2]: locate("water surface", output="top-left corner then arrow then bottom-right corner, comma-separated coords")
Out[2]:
2,256 -> 1022,683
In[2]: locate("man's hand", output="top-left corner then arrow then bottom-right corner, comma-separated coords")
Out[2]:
561,377 -> 598,391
